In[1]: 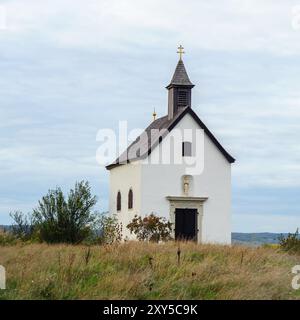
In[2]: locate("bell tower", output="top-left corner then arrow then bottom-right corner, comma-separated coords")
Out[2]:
166,45 -> 195,120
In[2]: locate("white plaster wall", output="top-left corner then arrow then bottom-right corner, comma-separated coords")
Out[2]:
140,113 -> 232,244
109,162 -> 142,239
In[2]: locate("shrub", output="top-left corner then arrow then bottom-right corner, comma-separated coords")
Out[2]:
10,181 -> 99,244
32,181 -> 98,244
278,229 -> 300,254
98,213 -> 122,245
127,213 -> 172,242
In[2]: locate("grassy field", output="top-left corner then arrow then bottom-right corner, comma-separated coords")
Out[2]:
0,242 -> 299,300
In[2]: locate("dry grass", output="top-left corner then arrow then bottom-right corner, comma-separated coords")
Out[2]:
0,241 -> 299,300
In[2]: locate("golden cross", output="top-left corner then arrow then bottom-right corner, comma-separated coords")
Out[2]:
152,108 -> 157,121
177,45 -> 185,60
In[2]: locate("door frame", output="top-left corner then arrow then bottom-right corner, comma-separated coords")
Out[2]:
166,196 -> 208,243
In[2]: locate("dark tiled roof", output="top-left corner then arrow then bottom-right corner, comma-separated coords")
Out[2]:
167,60 -> 194,88
106,107 -> 235,170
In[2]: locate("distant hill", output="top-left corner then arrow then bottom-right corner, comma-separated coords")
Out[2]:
232,232 -> 286,246
0,225 -> 12,232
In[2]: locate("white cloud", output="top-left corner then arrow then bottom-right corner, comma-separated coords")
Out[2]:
1,0 -> 300,55
0,0 -> 300,229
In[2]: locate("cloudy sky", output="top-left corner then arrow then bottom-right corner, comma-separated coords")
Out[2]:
0,0 -> 300,232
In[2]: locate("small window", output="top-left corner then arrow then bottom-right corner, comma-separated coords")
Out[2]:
182,141 -> 192,157
117,191 -> 121,211
128,189 -> 133,209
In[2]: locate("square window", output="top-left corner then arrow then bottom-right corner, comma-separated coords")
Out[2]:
182,141 -> 192,157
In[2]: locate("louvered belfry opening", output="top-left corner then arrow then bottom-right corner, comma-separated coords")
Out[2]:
166,59 -> 194,120
178,90 -> 188,107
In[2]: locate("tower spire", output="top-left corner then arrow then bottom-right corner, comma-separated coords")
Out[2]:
166,46 -> 195,120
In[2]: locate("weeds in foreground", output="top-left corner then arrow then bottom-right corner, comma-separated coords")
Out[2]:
0,242 -> 299,300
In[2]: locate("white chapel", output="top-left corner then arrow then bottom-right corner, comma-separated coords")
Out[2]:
106,48 -> 235,244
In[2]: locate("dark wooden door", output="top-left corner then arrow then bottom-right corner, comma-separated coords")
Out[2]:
175,208 -> 197,241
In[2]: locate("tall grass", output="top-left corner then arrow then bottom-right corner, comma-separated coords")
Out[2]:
0,242 -> 299,300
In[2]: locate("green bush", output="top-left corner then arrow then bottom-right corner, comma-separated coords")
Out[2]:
10,181 -> 100,244
278,229 -> 300,254
33,181 -> 98,244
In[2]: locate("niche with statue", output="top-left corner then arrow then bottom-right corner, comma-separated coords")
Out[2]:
181,175 -> 193,196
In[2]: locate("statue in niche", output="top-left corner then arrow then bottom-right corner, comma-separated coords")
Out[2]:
183,176 -> 190,196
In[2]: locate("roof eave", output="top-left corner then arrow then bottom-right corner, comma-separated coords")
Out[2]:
166,83 -> 195,90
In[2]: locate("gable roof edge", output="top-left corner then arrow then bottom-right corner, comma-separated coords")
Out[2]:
106,107 -> 235,170
183,108 -> 235,164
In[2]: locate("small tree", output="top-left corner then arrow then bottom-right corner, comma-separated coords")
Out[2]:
127,213 -> 172,242
32,181 -> 98,244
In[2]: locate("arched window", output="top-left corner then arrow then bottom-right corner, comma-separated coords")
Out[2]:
182,141 -> 192,157
128,189 -> 133,209
117,191 -> 121,211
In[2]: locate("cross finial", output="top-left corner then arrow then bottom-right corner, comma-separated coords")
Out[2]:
177,45 -> 185,60
152,108 -> 157,121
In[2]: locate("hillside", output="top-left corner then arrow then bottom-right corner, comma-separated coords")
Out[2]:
232,232 -> 285,246
0,242 -> 299,300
